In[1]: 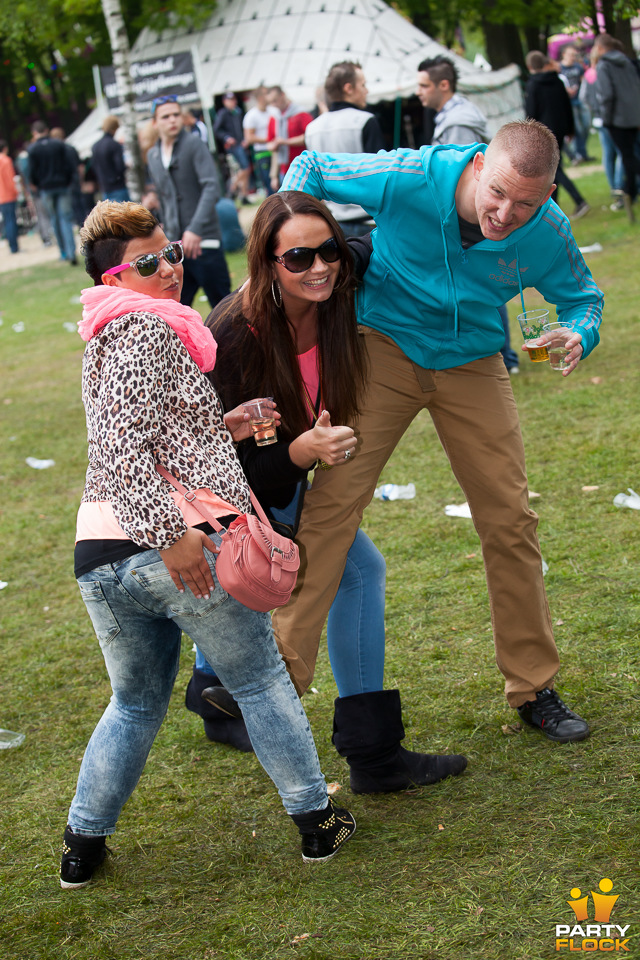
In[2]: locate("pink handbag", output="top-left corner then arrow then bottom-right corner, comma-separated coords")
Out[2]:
156,465 -> 299,612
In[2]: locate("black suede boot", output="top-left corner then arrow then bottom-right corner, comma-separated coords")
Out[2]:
185,668 -> 253,753
332,690 -> 467,793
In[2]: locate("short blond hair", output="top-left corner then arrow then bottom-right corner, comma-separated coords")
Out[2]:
487,120 -> 559,182
80,200 -> 159,284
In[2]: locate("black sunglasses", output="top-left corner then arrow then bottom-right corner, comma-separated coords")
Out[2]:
271,237 -> 341,273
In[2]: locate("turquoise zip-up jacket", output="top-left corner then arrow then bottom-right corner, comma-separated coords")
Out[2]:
283,143 -> 603,369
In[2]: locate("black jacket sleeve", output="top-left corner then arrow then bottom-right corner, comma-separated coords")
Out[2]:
362,115 -> 386,153
347,233 -> 373,281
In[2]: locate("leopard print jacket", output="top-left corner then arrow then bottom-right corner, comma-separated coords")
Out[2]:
81,310 -> 252,550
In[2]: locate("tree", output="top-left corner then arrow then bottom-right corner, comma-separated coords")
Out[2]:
0,0 -> 213,150
100,0 -> 144,198
394,0 -> 640,68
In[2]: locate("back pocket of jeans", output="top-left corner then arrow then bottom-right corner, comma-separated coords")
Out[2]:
78,580 -> 121,644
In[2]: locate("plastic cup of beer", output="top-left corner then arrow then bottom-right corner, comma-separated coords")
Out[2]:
243,398 -> 277,446
543,320 -> 573,371
517,309 -> 550,363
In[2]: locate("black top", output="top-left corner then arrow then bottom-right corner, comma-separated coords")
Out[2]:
28,137 -> 74,190
91,132 -> 127,192
207,234 -> 373,531
524,72 -> 575,144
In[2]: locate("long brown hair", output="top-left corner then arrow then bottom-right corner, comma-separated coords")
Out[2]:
209,192 -> 368,439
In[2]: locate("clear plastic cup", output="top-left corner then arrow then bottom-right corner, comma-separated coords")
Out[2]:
543,320 -> 573,371
0,729 -> 25,749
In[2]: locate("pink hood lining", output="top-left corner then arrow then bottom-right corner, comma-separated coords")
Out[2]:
78,285 -> 217,372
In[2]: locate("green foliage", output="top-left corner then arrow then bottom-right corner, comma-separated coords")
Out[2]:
1,164 -> 639,957
0,0 -> 215,145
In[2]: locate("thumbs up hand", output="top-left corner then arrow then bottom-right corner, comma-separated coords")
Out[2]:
289,409 -> 357,468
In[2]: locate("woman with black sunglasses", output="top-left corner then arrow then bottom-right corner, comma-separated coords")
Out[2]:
60,200 -> 357,889
189,192 -> 467,795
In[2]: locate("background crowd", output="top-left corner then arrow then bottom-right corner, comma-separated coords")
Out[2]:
2,33 -> 640,266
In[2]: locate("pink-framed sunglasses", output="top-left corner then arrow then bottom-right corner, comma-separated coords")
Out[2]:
104,241 -> 184,279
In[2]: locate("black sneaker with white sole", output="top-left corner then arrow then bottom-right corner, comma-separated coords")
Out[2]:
60,826 -> 108,889
516,688 -> 590,743
291,799 -> 356,863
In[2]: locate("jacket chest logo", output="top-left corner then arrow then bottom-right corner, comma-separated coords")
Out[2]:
489,258 -> 530,286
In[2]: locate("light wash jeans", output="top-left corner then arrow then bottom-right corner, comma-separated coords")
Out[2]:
598,127 -> 624,192
69,541 -> 328,836
197,486 -> 386,698
41,187 -> 76,260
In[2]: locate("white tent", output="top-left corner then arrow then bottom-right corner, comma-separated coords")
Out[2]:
68,0 -> 523,156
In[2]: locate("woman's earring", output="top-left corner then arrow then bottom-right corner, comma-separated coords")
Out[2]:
271,278 -> 283,308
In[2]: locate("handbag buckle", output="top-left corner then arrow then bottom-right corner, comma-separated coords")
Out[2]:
271,546 -> 284,559
183,489 -> 198,503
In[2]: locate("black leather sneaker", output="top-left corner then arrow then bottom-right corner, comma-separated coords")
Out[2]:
516,688 -> 590,743
291,799 -> 356,863
60,826 -> 108,889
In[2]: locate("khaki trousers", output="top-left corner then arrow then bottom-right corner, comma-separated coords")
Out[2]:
273,329 -> 560,708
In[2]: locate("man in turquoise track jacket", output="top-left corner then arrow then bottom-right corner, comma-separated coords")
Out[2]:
273,120 -> 603,745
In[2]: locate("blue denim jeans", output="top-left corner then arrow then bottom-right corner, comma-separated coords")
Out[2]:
41,187 -> 76,260
69,543 -> 328,836
104,187 -> 130,202
498,304 -> 519,371
180,247 -> 231,311
0,201 -> 18,253
571,99 -> 591,159
197,489 -> 386,698
253,153 -> 275,195
598,128 -> 623,192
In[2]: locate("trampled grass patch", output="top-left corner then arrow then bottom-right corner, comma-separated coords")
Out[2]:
1,183 -> 639,959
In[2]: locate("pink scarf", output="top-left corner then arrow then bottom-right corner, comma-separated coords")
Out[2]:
78,286 -> 217,372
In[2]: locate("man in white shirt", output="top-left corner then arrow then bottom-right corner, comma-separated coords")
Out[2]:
242,86 -> 278,196
304,61 -> 385,236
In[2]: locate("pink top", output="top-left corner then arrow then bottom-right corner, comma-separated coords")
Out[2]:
297,344 -> 319,425
76,491 -> 240,542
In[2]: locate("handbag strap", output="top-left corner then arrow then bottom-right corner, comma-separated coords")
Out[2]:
155,464 -> 275,534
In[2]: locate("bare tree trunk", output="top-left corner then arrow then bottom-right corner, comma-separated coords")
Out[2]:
100,0 -> 145,199
613,18 -> 633,56
599,0 -> 616,37
481,19 -> 525,72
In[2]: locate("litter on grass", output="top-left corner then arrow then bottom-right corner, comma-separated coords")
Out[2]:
374,482 -> 416,501
62,322 -> 77,333
444,502 -> 472,518
12,322 -> 24,333
26,457 -> 55,469
613,488 -> 640,510
578,242 -> 603,254
0,729 -> 25,749
0,580 -> 7,590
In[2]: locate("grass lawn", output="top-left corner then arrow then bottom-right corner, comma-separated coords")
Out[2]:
0,173 -> 639,960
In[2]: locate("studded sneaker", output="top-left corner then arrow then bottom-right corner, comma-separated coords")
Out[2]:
291,799 -> 356,863
60,826 -> 108,889
516,688 -> 590,743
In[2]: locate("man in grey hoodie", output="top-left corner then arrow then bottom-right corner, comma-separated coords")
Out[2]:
593,33 -> 640,222
417,56 -> 489,145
